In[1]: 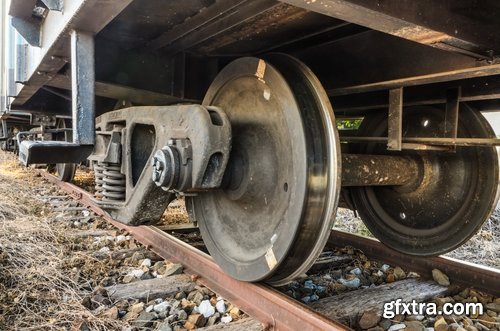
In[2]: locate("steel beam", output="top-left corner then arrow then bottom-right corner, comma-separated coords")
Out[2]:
280,0 -> 500,58
444,88 -> 460,138
45,74 -> 192,105
11,0 -> 134,106
71,30 -> 94,145
148,0 -> 279,54
387,88 -> 403,151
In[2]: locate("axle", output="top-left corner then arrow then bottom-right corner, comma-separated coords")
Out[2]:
341,154 -> 419,187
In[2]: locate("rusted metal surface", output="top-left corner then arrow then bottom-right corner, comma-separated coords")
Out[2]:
342,136 -> 500,147
38,170 -> 349,331
329,230 -> 500,297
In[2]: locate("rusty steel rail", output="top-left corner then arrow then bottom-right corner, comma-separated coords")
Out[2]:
329,230 -> 500,297
38,170 -> 349,331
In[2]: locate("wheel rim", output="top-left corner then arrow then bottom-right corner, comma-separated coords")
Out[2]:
350,105 -> 499,255
187,55 -> 341,284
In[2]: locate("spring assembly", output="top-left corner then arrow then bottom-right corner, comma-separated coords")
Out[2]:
94,162 -> 126,201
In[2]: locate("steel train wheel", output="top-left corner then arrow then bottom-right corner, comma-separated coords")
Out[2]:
350,105 -> 499,255
187,55 -> 341,285
53,119 -> 76,182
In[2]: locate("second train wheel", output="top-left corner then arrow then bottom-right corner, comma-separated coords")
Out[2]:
350,105 -> 499,256
187,55 -> 341,285
52,119 -> 77,182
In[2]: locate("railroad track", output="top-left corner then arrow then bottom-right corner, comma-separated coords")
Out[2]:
36,169 -> 500,331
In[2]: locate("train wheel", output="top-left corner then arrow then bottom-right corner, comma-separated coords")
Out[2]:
187,55 -> 341,285
51,119 -> 76,182
350,105 -> 499,255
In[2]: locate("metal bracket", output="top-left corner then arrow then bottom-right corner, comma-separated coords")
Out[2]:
11,17 -> 41,47
18,30 -> 95,165
387,87 -> 403,151
444,87 -> 461,138
89,105 -> 232,225
40,0 -> 63,11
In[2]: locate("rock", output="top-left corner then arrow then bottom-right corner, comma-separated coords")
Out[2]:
407,272 -> 420,278
474,323 -> 489,331
386,274 -> 395,283
393,267 -> 406,280
339,277 -> 361,288
388,323 -> 406,331
359,310 -> 382,329
486,303 -> 500,313
103,306 -> 119,319
154,301 -> 170,313
141,258 -> 152,267
477,314 -> 495,328
432,269 -> 450,286
199,300 -> 215,318
99,246 -> 110,253
368,327 -> 385,331
216,300 -> 226,314
406,315 -> 425,321
393,315 -> 404,323
145,305 -> 154,313
175,292 -> 186,300
206,313 -> 220,327
177,309 -> 188,321
350,267 -> 362,275
221,314 -> 233,323
187,290 -> 204,305
184,321 -> 196,330
448,323 -> 461,331
115,235 -> 127,242
181,299 -> 196,311
187,313 -> 206,327
131,311 -> 156,328
128,302 -> 145,315
434,317 -> 448,331
379,319 -> 392,330
129,269 -> 145,278
464,326 -> 478,331
229,307 -> 241,320
157,322 -> 173,331
130,252 -> 145,264
381,264 -> 391,272
404,321 -> 425,331
164,263 -> 184,276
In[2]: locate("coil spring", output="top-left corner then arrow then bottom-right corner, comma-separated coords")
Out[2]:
94,162 -> 126,201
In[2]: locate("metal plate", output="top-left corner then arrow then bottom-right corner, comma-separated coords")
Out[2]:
188,55 -> 341,285
350,105 -> 500,255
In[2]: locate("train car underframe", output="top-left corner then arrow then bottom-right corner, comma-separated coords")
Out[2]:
5,0 -> 500,284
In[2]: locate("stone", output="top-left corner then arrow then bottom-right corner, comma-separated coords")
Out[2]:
122,274 -> 136,284
359,310 -> 382,329
387,323 -> 406,331
379,319 -> 392,330
216,299 -> 226,313
164,263 -> 184,276
206,313 -> 220,327
103,306 -> 118,319
339,277 -> 361,288
129,269 -> 145,278
386,274 -> 395,283
381,264 -> 391,272
128,302 -> 145,315
393,267 -> 406,280
131,311 -> 156,328
181,299 -> 196,311
474,323 -> 489,331
434,317 -> 448,331
177,309 -> 188,321
184,321 -> 196,330
157,322 -> 173,331
486,303 -> 500,313
145,305 -> 154,313
199,300 -> 215,318
175,292 -> 186,300
404,321 -> 425,331
187,313 -> 206,327
477,314 -> 495,328
154,301 -> 170,313
187,290 -> 204,305
130,252 -> 145,264
350,267 -> 362,275
464,326 -> 478,331
229,307 -> 241,320
432,269 -> 450,286
141,258 -> 152,267
221,314 -> 233,323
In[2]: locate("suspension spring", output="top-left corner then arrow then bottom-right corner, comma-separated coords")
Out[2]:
94,162 -> 126,201
94,162 -> 105,200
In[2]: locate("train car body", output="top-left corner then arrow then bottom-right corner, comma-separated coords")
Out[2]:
1,0 -> 500,284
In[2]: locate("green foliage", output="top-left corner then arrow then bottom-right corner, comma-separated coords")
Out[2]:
336,118 -> 363,130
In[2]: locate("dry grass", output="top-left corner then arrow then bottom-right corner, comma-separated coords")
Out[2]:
0,153 -> 127,330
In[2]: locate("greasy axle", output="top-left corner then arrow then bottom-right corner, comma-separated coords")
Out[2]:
341,154 -> 420,187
